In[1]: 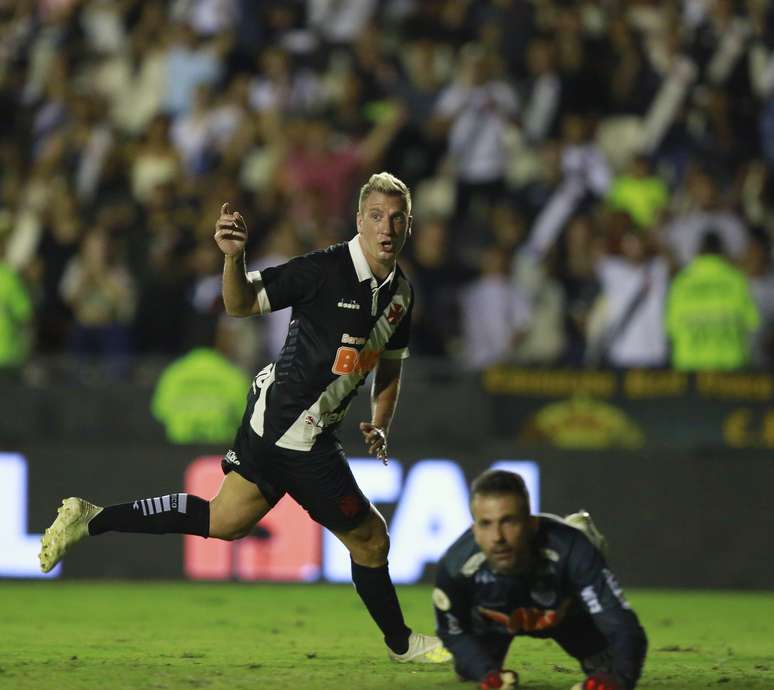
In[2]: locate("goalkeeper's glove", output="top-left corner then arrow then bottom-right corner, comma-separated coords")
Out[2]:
480,669 -> 519,689
581,672 -> 626,690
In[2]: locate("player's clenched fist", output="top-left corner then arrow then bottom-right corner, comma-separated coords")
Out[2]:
214,202 -> 248,256
480,669 -> 519,689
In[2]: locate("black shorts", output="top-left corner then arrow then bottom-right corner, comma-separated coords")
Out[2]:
221,405 -> 370,533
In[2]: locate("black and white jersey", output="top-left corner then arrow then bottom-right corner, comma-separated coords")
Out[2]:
434,517 -> 647,688
245,236 -> 413,452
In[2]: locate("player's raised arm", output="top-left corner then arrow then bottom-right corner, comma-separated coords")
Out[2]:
214,202 -> 263,317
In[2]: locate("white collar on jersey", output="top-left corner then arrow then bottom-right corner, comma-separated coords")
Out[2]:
348,235 -> 396,289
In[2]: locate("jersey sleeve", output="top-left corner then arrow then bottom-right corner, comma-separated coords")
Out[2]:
434,560 -> 501,682
382,288 -> 413,359
246,254 -> 324,313
566,533 -> 647,690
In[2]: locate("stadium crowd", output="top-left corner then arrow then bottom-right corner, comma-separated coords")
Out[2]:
2,0 -> 774,378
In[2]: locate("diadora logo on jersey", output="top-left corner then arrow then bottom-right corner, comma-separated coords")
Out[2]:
224,450 -> 240,466
337,298 -> 360,310
387,303 -> 404,324
341,333 -> 366,345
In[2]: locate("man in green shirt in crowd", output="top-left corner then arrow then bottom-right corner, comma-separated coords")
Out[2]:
152,339 -> 250,444
666,231 -> 759,370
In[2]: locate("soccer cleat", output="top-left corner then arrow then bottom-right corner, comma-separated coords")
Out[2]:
39,497 -> 103,573
388,632 -> 452,664
564,510 -> 608,557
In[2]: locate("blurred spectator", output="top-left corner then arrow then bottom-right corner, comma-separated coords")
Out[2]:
131,115 -> 183,203
151,316 -> 250,444
248,46 -> 324,114
163,22 -> 223,117
511,247 -> 566,366
743,229 -> 774,369
555,214 -> 601,365
607,154 -> 668,230
278,105 -> 405,230
519,36 -> 561,145
665,166 -> 749,266
523,114 -> 611,261
602,12 -> 660,116
132,183 -> 200,356
587,214 -> 670,369
559,113 -> 611,199
387,37 -> 448,185
70,95 -> 115,205
404,216 -> 462,357
459,245 -> 531,370
666,231 -> 759,371
347,21 -> 401,104
550,3 -> 606,115
186,237 -> 225,349
172,0 -> 240,37
171,84 -> 219,175
32,189 -> 83,352
91,7 -> 166,136
60,227 -> 136,376
0,214 -> 33,372
308,0 -> 377,46
432,43 -> 518,225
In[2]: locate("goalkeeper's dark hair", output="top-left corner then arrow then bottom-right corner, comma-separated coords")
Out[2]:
470,470 -> 531,512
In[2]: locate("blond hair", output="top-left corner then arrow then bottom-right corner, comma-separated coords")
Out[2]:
358,172 -> 412,215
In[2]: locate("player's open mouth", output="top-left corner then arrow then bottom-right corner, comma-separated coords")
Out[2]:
379,240 -> 394,252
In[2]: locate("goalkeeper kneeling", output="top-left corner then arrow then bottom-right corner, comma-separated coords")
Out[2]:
433,470 -> 647,690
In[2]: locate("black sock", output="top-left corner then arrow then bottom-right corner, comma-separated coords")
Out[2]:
351,559 -> 411,654
88,493 -> 209,537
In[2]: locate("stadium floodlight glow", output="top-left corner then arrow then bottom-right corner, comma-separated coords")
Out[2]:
322,458 -> 403,582
0,452 -> 61,578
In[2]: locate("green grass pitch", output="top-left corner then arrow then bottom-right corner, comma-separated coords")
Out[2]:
1,583 -> 772,690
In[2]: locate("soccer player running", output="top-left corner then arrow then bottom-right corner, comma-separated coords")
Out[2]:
39,172 -> 450,664
434,470 -> 647,689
